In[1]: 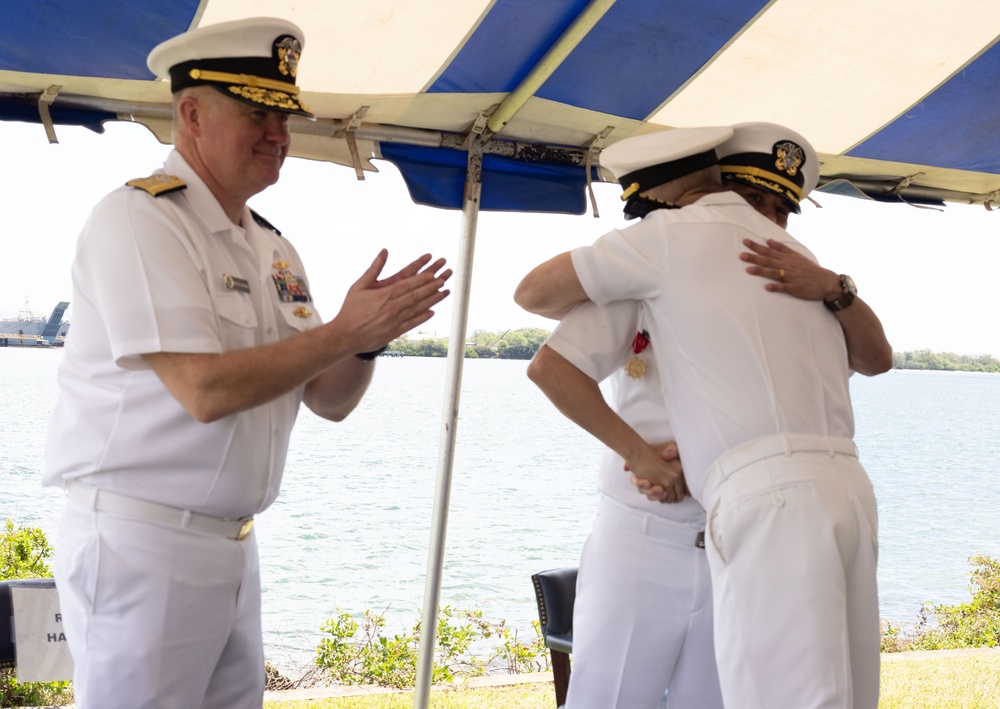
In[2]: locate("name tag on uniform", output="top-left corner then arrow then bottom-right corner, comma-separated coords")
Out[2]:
223,274 -> 251,293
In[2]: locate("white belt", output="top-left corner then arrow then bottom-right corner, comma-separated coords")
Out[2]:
598,495 -> 706,548
66,482 -> 254,541
700,433 -> 858,505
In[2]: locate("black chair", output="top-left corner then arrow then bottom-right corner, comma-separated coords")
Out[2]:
531,567 -> 577,708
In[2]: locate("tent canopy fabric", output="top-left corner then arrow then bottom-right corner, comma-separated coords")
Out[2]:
3,0 -> 999,212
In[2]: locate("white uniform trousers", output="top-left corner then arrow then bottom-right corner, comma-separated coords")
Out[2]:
702,434 -> 880,709
54,499 -> 265,709
566,495 -> 722,709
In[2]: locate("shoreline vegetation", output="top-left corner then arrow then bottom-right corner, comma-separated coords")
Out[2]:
891,349 -> 1000,373
5,522 -> 1000,706
388,331 -> 1000,372
387,328 -> 549,360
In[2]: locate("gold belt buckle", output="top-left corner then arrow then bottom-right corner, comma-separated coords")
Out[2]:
236,518 -> 254,541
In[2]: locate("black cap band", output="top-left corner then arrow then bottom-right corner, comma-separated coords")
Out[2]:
169,57 -> 284,93
618,149 -> 719,193
623,195 -> 680,220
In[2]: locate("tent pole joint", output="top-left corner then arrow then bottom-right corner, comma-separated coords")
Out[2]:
462,111 -> 492,151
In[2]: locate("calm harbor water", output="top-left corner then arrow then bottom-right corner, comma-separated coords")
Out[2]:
3,348 -> 1000,669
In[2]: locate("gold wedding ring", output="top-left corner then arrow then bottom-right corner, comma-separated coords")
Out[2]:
778,269 -> 785,282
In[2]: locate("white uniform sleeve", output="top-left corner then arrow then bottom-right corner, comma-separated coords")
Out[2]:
74,190 -> 223,368
546,301 -> 640,382
570,217 -> 666,306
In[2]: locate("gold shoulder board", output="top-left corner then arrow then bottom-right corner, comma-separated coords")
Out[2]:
126,174 -> 187,197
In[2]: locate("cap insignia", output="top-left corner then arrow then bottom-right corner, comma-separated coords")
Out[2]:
275,35 -> 301,78
774,142 -> 804,178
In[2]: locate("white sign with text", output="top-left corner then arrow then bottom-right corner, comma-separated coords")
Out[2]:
11,586 -> 73,682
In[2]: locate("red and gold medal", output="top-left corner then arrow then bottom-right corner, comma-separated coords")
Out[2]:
626,329 -> 650,379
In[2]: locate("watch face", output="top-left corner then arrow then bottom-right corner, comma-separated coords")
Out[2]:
841,274 -> 858,296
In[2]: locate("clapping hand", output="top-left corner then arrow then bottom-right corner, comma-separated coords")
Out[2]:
338,250 -> 452,353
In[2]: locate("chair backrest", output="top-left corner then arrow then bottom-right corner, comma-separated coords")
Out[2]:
531,567 -> 577,654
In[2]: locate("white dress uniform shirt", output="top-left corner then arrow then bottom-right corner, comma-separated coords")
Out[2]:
547,300 -> 704,526
569,191 -> 878,709
571,191 -> 855,499
43,150 -> 321,518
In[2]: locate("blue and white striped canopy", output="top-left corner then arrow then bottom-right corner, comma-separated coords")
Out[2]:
2,0 -> 999,213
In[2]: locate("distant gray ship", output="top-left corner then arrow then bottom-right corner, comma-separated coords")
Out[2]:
0,301 -> 70,347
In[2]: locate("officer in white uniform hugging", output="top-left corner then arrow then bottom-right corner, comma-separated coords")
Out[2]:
518,124 -> 891,709
43,17 -> 450,709
530,129 -> 735,709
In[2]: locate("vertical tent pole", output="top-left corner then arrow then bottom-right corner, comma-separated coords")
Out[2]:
413,7 -> 614,702
413,138 -> 483,709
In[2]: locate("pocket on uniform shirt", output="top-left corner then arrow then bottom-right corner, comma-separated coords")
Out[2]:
216,292 -> 258,350
276,301 -> 320,335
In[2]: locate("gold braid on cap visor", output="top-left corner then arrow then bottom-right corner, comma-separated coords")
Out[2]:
719,165 -> 804,204
188,69 -> 309,113
188,68 -> 300,95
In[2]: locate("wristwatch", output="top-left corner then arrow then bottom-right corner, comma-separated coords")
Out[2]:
823,274 -> 857,312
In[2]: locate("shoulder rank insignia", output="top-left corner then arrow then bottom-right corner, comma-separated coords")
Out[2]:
626,329 -> 651,379
126,174 -> 186,196
251,209 -> 282,236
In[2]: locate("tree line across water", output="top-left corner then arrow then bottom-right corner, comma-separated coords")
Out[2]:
892,349 -> 1000,373
387,328 -> 549,360
389,331 -> 1000,372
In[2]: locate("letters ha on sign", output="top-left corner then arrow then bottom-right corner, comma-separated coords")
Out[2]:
11,586 -> 74,682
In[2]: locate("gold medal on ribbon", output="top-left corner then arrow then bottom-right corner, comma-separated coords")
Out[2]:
626,329 -> 651,380
626,356 -> 647,379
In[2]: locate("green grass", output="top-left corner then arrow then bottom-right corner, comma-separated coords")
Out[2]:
264,680 -> 553,708
879,649 -> 1000,708
264,650 -> 1000,708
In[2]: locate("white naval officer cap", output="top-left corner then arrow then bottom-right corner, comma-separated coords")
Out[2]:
600,126 -> 734,200
599,126 -> 733,219
147,17 -> 314,119
716,122 -> 819,213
